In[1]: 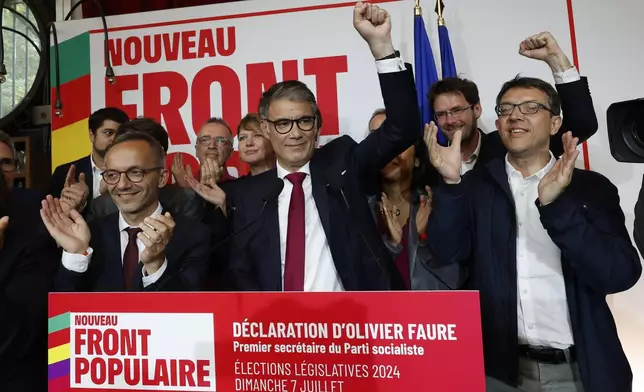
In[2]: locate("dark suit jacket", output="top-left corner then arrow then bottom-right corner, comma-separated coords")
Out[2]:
0,201 -> 58,391
85,184 -> 203,222
54,207 -> 211,292
633,174 -> 644,257
228,66 -> 419,291
427,158 -> 642,391
50,155 -> 93,199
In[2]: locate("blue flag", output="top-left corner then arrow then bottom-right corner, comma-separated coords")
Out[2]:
414,14 -> 446,145
438,24 -> 457,79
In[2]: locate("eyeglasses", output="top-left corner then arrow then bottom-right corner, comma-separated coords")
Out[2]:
100,167 -> 164,185
196,136 -> 232,147
434,105 -> 474,121
263,116 -> 316,134
0,158 -> 17,173
495,101 -> 554,117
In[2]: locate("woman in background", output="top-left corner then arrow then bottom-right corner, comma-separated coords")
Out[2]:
367,109 -> 466,290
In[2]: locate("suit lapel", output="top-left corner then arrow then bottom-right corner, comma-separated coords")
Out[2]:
485,158 -> 513,202
309,157 -> 332,240
78,155 -> 94,200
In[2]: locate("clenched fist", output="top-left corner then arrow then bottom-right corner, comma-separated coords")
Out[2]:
353,1 -> 395,59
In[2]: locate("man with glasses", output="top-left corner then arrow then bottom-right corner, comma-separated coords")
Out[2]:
0,131 -> 41,206
424,76 -> 641,392
227,2 -> 417,291
428,31 -> 597,175
42,131 -> 210,292
172,117 -> 237,187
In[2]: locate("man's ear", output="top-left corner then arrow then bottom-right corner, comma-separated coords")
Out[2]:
473,103 -> 483,119
550,116 -> 563,136
89,130 -> 95,144
260,120 -> 271,139
158,168 -> 169,188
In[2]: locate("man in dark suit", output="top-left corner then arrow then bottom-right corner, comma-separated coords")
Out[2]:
0,173 -> 58,391
427,31 -> 597,178
425,76 -> 641,391
0,131 -> 42,206
42,131 -> 210,292
83,118 -> 202,222
227,2 -> 418,291
50,107 -> 129,201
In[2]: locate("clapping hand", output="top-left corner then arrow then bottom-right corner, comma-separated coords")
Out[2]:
424,122 -> 462,184
415,186 -> 433,238
353,1 -> 394,59
186,162 -> 227,216
538,131 -> 579,206
60,165 -> 90,214
0,216 -> 8,250
379,192 -> 403,246
171,154 -> 191,188
40,195 -> 90,254
138,212 -> 175,274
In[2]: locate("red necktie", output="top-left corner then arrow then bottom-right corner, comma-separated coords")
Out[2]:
284,172 -> 306,291
123,227 -> 142,290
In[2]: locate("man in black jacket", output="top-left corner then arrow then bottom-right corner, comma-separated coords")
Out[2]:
425,76 -> 640,391
43,131 -> 210,292
0,172 -> 58,391
227,2 -> 417,291
428,32 -> 597,177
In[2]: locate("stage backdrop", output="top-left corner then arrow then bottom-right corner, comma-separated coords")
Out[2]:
50,0 -> 643,387
50,0 -> 416,178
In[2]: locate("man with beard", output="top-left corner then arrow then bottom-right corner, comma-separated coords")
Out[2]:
428,32 -> 597,175
43,131 -> 210,292
50,107 -> 129,201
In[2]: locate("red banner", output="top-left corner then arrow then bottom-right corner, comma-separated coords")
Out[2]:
48,291 -> 485,391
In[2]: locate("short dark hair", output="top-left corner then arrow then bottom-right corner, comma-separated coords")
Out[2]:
495,76 -> 561,116
202,117 -> 233,138
105,131 -> 166,167
116,118 -> 169,152
428,78 -> 480,111
237,113 -> 261,134
88,107 -> 129,134
368,108 -> 387,129
258,80 -> 322,128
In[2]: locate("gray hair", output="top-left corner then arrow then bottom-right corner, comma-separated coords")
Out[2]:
258,80 -> 320,125
0,131 -> 16,159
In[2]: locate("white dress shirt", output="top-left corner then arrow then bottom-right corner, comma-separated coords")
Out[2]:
276,162 -> 343,292
506,154 -> 575,349
460,130 -> 482,175
89,154 -> 103,199
460,67 -> 581,175
61,202 -> 168,288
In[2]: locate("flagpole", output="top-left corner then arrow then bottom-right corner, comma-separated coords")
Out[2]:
436,0 -> 445,26
414,0 -> 422,16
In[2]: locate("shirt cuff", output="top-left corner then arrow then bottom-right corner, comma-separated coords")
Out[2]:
61,248 -> 93,273
141,259 -> 168,288
553,67 -> 580,84
375,56 -> 405,73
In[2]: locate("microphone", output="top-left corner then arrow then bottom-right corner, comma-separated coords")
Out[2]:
212,177 -> 284,250
325,170 -> 388,288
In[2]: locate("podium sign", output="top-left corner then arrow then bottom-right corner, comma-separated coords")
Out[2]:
48,291 -> 485,391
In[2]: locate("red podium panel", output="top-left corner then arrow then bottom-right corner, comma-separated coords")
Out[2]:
48,291 -> 484,391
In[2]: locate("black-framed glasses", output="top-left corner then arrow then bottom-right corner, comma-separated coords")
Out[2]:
196,136 -> 232,147
434,105 -> 474,121
0,158 -> 17,173
101,167 -> 164,185
263,116 -> 316,134
495,101 -> 555,117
